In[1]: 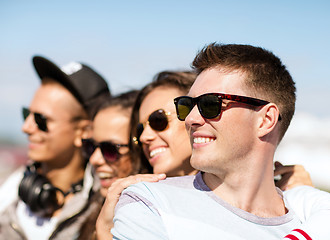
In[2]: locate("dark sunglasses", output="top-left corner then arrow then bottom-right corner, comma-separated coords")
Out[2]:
135,109 -> 170,143
174,93 -> 280,121
22,107 -> 48,132
81,138 -> 128,163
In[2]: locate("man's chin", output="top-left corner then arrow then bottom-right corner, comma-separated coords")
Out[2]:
27,152 -> 48,162
190,155 -> 202,171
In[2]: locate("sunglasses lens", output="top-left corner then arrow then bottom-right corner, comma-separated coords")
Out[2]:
100,142 -> 119,163
82,139 -> 96,158
175,97 -> 193,121
22,107 -> 48,132
198,94 -> 221,119
149,109 -> 168,131
22,107 -> 30,120
34,113 -> 48,132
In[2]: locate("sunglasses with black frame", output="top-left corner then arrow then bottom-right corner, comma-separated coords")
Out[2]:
134,109 -> 171,144
81,138 -> 129,163
22,107 -> 87,133
174,93 -> 282,121
22,107 -> 48,132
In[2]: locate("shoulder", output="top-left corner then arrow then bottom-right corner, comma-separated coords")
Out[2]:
112,175 -> 200,239
284,185 -> 330,200
284,186 -> 330,221
0,166 -> 25,189
0,166 -> 25,213
122,174 -> 196,197
284,185 -> 330,209
116,173 -> 206,212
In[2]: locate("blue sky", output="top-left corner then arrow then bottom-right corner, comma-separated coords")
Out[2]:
1,0 -> 330,143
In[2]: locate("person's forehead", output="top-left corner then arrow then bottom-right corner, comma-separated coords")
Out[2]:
30,83 -> 83,119
140,86 -> 183,116
93,106 -> 129,131
93,107 -> 130,142
188,68 -> 247,97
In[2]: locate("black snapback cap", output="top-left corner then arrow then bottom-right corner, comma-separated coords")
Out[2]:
32,56 -> 111,118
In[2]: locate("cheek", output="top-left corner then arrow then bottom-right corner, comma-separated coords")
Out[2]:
214,119 -> 254,158
224,118 -> 252,140
116,156 -> 133,177
47,128 -> 76,153
169,123 -> 191,157
50,129 -> 75,148
51,123 -> 76,138
142,144 -> 149,158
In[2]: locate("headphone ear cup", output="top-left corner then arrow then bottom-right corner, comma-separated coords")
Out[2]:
18,167 -> 62,217
18,169 -> 39,207
26,174 -> 48,213
39,182 -> 61,216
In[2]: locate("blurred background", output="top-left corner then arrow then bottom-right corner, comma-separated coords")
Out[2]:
1,1 -> 329,190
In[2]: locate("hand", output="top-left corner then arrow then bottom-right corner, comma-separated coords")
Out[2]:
95,173 -> 166,239
274,161 -> 313,191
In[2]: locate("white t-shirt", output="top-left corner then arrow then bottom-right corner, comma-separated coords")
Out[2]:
112,172 -> 303,240
283,186 -> 330,240
16,200 -> 58,240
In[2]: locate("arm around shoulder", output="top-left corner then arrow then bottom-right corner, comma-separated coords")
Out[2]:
112,183 -> 168,240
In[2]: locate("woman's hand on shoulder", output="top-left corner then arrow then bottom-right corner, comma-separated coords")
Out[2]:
274,161 -> 313,191
96,173 -> 166,239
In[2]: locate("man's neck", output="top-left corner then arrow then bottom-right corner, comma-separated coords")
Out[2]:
41,154 -> 85,193
202,165 -> 286,218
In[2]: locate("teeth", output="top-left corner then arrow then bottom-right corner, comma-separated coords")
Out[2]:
97,172 -> 114,179
193,137 -> 215,144
150,147 -> 166,158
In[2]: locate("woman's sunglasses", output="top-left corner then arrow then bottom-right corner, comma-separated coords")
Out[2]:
135,109 -> 171,143
81,138 -> 128,163
174,93 -> 279,121
22,107 -> 48,132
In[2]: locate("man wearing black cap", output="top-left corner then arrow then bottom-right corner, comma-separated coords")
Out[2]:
0,56 -> 111,239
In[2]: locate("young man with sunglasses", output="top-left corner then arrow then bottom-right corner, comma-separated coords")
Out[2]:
0,56 -> 111,239
111,43 -> 330,240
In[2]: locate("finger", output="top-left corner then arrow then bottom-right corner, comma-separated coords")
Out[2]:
275,164 -> 307,177
134,173 -> 166,181
108,174 -> 167,195
121,174 -> 165,186
274,161 -> 283,168
274,165 -> 295,176
275,172 -> 292,190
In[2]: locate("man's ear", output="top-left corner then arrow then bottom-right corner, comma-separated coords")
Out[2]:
74,119 -> 93,147
257,104 -> 281,138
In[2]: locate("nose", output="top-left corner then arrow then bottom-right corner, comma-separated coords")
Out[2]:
89,147 -> 106,166
184,105 -> 205,129
139,124 -> 157,145
21,113 -> 38,135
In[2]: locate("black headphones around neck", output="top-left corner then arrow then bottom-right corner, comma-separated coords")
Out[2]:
18,162 -> 84,217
